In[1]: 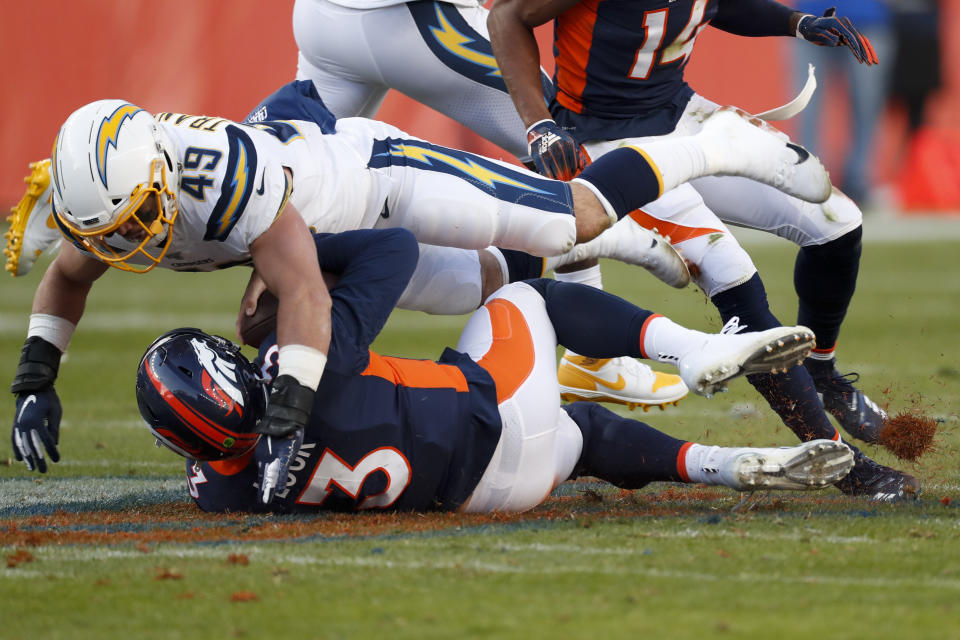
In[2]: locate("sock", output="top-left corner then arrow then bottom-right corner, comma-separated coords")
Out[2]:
526,279 -> 652,358
574,145 -> 669,221
804,349 -> 838,379
487,247 -> 546,283
553,265 -> 603,289
564,402 -> 685,488
639,315 -> 709,364
712,274 -> 840,442
554,267 -> 603,357
794,226 -> 862,350
680,444 -> 735,486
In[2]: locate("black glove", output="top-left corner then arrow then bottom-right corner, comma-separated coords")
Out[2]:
12,389 -> 62,473
10,336 -> 62,473
526,119 -> 585,180
254,374 -> 314,504
797,8 -> 879,65
254,428 -> 304,506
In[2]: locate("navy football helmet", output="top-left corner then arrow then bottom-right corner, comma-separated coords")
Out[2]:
136,328 -> 267,460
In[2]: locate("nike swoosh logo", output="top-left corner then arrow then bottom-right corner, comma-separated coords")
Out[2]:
380,201 -> 390,219
255,173 -> 266,196
786,142 -> 810,165
571,367 -> 627,391
17,394 -> 36,422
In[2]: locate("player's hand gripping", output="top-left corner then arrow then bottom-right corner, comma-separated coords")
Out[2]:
10,336 -> 63,473
254,374 -> 314,505
797,7 -> 879,65
526,119 -> 585,180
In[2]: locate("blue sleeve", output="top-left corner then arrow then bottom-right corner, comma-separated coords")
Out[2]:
243,80 -> 338,133
711,0 -> 796,37
314,229 -> 420,375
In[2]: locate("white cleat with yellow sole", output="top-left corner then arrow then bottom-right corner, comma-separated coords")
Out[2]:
4,159 -> 61,277
558,353 -> 688,411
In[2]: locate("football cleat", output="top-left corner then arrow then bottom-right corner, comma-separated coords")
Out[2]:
834,449 -> 921,502
4,159 -> 61,277
696,107 -> 832,203
725,439 -> 854,491
551,217 -> 690,288
674,318 -> 815,397
806,360 -> 888,444
558,353 -> 688,411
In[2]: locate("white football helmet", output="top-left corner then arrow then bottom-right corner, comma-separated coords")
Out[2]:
51,99 -> 181,273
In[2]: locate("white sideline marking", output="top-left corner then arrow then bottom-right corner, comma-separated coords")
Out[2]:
7,545 -> 960,591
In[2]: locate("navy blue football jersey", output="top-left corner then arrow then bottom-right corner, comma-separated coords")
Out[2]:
186,229 -> 503,513
550,0 -> 719,142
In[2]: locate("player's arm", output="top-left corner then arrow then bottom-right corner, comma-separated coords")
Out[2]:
711,0 -> 877,64
248,199 -> 331,504
10,242 -> 108,472
488,0 -> 585,180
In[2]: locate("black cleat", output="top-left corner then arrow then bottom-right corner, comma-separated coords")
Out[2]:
806,360 -> 888,443
834,450 -> 921,502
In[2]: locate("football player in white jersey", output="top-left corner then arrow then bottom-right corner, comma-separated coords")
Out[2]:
8,93 -> 831,508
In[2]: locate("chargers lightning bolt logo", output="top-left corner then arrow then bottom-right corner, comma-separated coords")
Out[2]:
380,143 -> 550,194
96,104 -> 144,188
429,5 -> 501,78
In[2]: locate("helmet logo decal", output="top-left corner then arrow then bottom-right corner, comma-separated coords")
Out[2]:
190,338 -> 245,407
96,103 -> 144,189
201,369 -> 243,418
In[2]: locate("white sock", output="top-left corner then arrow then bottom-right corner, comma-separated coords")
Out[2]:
630,138 -> 708,194
682,443 -> 741,487
641,316 -> 709,364
553,265 -> 603,289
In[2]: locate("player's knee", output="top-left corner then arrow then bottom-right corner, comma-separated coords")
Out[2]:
684,233 -> 757,298
396,245 -> 483,315
494,209 -> 577,257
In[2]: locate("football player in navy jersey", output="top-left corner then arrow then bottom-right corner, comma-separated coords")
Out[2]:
8,83 -> 830,508
489,0 -> 919,501
137,228 -> 853,514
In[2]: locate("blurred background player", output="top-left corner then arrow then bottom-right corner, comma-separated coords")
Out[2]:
137,227 -> 851,514
291,0 -> 689,411
790,0 -> 894,206
9,89 -> 829,502
488,0 -> 920,501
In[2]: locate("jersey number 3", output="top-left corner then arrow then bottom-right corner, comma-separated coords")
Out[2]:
296,447 -> 412,509
629,0 -> 709,80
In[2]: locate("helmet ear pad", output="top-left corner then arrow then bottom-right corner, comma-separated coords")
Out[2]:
136,328 -> 267,460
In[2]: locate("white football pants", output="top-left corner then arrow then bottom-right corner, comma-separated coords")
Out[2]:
455,282 -> 584,513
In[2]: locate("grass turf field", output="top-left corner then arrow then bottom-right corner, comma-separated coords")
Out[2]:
1,225 -> 959,639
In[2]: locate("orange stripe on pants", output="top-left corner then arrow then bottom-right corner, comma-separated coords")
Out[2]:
475,298 -> 535,404
629,209 -> 724,244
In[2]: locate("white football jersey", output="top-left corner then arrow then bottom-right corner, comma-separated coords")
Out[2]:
112,113 -> 383,272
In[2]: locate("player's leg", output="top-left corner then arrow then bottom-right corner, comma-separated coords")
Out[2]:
456,280 -> 815,512
292,0 -> 390,118
691,176 -> 887,444
377,1 -> 547,158
455,282 -> 571,512
562,402 -> 854,491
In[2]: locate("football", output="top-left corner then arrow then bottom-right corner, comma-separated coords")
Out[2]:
238,272 -> 340,348
238,290 -> 279,348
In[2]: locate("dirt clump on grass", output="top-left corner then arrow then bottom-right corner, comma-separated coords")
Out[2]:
879,409 -> 937,461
